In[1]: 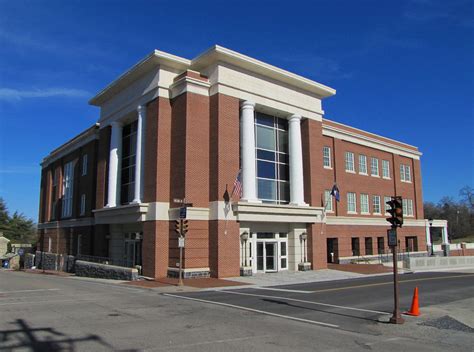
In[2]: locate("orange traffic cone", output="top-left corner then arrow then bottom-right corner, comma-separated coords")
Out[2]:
405,287 -> 420,316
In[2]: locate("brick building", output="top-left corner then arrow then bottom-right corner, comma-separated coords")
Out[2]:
37,45 -> 448,278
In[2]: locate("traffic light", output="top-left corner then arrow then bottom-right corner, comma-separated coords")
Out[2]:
174,220 -> 182,234
386,196 -> 403,228
182,220 -> 189,235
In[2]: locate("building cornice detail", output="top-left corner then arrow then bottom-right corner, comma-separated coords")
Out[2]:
322,123 -> 422,160
325,216 -> 427,227
38,217 -> 95,229
41,124 -> 99,167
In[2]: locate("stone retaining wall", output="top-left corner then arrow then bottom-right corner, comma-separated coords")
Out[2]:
405,256 -> 474,271
75,260 -> 138,281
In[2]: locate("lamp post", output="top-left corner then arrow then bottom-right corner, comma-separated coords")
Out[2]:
300,232 -> 307,263
240,232 -> 249,267
428,218 -> 434,256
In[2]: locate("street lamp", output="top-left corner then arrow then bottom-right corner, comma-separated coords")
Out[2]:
428,218 -> 434,256
300,232 -> 307,263
240,232 -> 249,267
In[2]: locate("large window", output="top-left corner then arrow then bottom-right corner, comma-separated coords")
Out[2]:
345,152 -> 355,172
255,113 -> 289,204
62,161 -> 74,218
347,192 -> 357,213
51,170 -> 58,219
371,157 -> 379,176
360,194 -> 369,214
121,120 -> 138,204
359,155 -> 367,174
323,146 -> 331,168
400,164 -> 412,182
382,160 -> 390,178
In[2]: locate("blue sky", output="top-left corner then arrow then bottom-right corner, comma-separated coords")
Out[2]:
0,0 -> 473,220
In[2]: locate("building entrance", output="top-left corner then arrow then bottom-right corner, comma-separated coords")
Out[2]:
254,232 -> 288,273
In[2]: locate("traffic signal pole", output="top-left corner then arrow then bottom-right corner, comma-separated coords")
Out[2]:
389,227 -> 404,324
386,197 -> 405,325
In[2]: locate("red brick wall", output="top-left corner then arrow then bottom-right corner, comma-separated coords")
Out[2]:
142,220 -> 169,278
208,93 -> 241,277
307,223 -> 327,269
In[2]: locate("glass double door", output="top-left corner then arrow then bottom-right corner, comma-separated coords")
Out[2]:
257,241 -> 278,272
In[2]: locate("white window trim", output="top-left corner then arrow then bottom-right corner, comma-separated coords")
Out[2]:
347,192 -> 357,214
359,155 -> 368,175
323,146 -> 332,169
382,160 -> 391,179
345,152 -> 355,173
370,157 -> 379,177
324,190 -> 334,213
360,194 -> 370,214
373,195 -> 382,215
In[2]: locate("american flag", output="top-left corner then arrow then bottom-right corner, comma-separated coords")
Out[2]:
231,169 -> 242,199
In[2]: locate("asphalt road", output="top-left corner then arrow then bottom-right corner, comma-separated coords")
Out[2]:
0,269 -> 473,351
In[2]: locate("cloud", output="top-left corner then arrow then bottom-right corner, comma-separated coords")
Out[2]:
0,88 -> 90,101
0,165 -> 39,174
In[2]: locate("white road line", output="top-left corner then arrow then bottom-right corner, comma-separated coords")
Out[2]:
252,287 -> 313,294
0,288 -> 60,294
222,291 -> 390,315
163,293 -> 339,328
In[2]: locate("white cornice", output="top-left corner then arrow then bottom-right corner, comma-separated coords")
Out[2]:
41,124 -> 99,167
322,123 -> 422,160
169,75 -> 210,99
325,216 -> 427,227
89,50 -> 191,106
191,45 -> 336,99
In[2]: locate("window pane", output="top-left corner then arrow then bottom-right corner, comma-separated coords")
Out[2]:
257,160 -> 276,179
278,153 -> 289,164
278,130 -> 288,154
256,112 -> 274,127
256,125 -> 276,150
258,179 -> 277,200
278,164 -> 289,181
278,182 -> 290,203
276,117 -> 288,130
257,149 -> 275,161
280,242 -> 287,256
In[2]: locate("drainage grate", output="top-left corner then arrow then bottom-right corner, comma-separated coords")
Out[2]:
419,315 -> 474,333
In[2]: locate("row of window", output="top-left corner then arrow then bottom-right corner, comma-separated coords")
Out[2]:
323,146 -> 412,182
324,191 -> 414,216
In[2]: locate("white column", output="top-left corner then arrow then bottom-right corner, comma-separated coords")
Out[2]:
106,121 -> 122,207
133,105 -> 146,203
240,101 -> 259,202
425,220 -> 431,245
288,114 -> 307,206
442,223 -> 449,244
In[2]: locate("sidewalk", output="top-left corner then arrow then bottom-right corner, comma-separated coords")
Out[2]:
125,266 -> 393,292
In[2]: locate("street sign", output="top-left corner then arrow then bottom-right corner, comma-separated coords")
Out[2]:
173,198 -> 184,204
179,207 -> 187,219
178,237 -> 185,248
387,228 -> 397,247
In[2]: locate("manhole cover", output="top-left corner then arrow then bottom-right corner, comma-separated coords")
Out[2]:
419,315 -> 473,333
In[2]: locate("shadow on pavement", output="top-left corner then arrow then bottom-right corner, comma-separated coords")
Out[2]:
0,319 -> 138,351
261,298 -> 380,323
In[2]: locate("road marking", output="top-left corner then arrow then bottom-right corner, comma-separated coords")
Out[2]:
162,293 -> 339,328
0,297 -> 102,306
253,287 -> 313,294
222,291 -> 390,315
0,288 -> 60,294
310,273 -> 474,294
